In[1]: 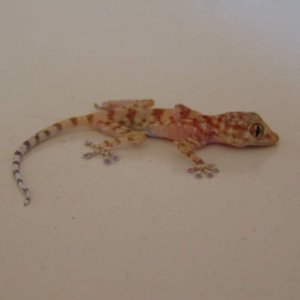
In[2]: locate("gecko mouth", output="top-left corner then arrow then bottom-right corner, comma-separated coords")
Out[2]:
259,132 -> 279,146
269,132 -> 279,144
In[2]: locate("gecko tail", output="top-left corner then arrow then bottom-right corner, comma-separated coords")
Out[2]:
12,115 -> 93,206
12,147 -> 32,206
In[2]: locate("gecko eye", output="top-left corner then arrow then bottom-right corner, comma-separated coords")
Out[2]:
249,123 -> 264,138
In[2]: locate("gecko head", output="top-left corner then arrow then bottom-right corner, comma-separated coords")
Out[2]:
219,112 -> 279,148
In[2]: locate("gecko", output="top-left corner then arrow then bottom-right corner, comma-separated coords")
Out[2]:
12,99 -> 279,206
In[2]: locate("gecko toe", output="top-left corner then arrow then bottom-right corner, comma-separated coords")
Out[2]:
187,167 -> 195,174
104,158 -> 112,164
24,198 -> 31,206
204,171 -> 214,178
207,164 -> 219,173
83,152 -> 95,159
103,153 -> 119,164
195,173 -> 203,179
84,140 -> 94,147
112,154 -> 119,161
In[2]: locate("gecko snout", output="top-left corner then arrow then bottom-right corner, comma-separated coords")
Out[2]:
266,131 -> 279,145
272,132 -> 279,144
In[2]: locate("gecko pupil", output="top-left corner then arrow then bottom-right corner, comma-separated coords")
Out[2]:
255,125 -> 261,137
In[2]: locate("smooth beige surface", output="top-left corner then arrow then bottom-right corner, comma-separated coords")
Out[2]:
1,1 -> 300,299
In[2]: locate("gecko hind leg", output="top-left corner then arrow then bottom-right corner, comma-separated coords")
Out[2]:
83,130 -> 146,164
175,139 -> 219,178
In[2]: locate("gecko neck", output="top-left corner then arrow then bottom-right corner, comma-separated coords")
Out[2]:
203,114 -> 229,145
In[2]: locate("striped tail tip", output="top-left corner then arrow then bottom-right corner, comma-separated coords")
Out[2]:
23,189 -> 31,206
13,147 -> 32,206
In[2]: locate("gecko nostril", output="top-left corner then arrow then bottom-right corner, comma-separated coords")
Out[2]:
268,132 -> 279,144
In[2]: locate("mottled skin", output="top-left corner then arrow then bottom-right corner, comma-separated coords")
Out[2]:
12,100 -> 279,206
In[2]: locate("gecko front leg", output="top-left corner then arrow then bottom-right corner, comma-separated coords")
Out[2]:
175,138 -> 219,178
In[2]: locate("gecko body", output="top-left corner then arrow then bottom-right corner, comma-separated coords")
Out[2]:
13,100 -> 279,206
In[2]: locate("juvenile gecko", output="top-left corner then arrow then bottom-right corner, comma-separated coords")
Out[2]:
12,99 -> 279,206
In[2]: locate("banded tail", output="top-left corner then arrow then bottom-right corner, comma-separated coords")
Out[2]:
12,114 -> 98,206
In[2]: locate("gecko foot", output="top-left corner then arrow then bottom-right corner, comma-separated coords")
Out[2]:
83,140 -> 119,164
94,102 -> 106,110
187,163 -> 219,178
83,149 -> 119,164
